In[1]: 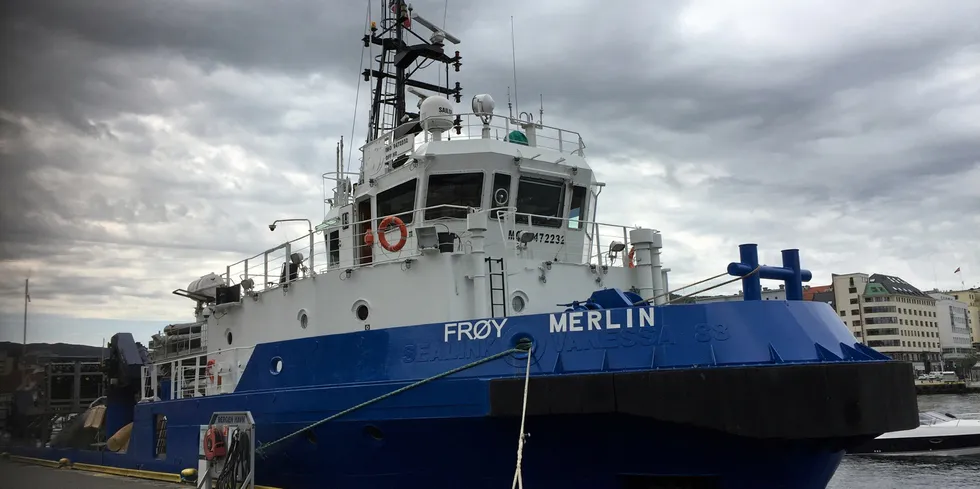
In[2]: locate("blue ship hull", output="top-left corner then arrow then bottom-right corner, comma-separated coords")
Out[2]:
10,297 -> 919,489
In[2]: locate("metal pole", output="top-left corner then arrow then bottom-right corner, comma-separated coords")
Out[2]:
23,278 -> 30,356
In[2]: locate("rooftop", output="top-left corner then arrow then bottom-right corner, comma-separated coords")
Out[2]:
867,273 -> 931,299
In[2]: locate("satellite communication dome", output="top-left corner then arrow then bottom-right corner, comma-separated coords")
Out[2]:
419,96 -> 454,133
472,94 -> 495,117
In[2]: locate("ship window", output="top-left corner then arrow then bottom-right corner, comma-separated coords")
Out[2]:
376,179 -> 417,225
425,172 -> 484,220
328,230 -> 340,267
567,186 -> 587,230
490,173 -> 512,220
515,177 -> 565,228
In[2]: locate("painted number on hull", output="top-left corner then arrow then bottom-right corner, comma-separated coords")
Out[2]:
507,230 -> 565,245
694,324 -> 729,342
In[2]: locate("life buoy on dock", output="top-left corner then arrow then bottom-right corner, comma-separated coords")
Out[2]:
378,216 -> 408,252
627,246 -> 636,268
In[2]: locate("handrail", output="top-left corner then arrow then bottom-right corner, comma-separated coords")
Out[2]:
218,204 -> 653,291
363,111 -> 587,157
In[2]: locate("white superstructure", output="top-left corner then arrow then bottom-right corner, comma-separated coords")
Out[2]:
139,5 -> 670,402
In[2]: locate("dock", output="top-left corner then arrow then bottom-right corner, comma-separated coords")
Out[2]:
0,458 -> 178,488
914,381 -> 980,395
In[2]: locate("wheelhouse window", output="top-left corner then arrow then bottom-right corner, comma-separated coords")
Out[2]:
567,186 -> 587,230
376,179 -> 417,225
489,173 -> 512,220
424,172 -> 484,220
516,176 -> 565,227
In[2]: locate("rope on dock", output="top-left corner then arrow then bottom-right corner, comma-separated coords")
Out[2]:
255,344 -> 531,457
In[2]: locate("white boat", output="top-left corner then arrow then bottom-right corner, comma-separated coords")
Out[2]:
848,411 -> 980,457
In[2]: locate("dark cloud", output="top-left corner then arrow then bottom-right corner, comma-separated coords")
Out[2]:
1,0 -> 979,328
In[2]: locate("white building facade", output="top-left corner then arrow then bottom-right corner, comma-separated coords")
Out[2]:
929,292 -> 975,362
832,273 -> 942,372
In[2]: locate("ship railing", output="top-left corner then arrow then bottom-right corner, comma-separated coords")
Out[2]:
321,170 -> 358,211
419,112 -> 587,157
492,207 -> 646,267
140,346 -> 255,401
220,204 -> 476,293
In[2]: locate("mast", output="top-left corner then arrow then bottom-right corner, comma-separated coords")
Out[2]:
23,278 -> 30,356
361,0 -> 463,143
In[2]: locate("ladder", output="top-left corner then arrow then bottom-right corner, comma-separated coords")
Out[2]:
486,257 -> 507,317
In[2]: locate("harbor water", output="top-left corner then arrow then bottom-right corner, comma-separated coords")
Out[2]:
828,393 -> 980,488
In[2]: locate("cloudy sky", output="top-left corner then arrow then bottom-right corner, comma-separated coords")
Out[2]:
1,0 -> 978,347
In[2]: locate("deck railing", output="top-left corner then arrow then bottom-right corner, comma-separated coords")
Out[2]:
216,204 -> 648,295
492,207 -> 645,267
220,204 -> 475,294
140,346 -> 255,401
423,112 -> 587,157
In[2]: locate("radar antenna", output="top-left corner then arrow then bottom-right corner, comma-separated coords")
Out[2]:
362,0 -> 463,143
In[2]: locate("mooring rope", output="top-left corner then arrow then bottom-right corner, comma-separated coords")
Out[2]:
634,264 -> 763,305
255,344 -> 530,456
510,346 -> 534,489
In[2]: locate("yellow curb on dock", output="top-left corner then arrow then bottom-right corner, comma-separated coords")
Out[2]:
9,455 -> 66,468
70,462 -> 184,483
7,453 -> 284,488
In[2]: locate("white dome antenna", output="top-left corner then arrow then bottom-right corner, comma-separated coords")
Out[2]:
419,97 -> 454,141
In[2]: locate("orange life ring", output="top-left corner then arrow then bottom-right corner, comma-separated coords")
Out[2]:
206,359 -> 216,382
627,246 -> 636,268
378,215 -> 408,252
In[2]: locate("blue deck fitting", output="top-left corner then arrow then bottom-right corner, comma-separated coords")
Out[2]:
727,244 -> 813,300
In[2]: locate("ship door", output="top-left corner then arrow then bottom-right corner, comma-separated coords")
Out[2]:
356,198 -> 373,265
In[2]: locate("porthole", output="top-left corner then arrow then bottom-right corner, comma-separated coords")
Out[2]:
226,331 -> 233,345
353,300 -> 371,321
363,425 -> 384,441
297,308 -> 309,329
510,291 -> 529,313
270,356 -> 283,375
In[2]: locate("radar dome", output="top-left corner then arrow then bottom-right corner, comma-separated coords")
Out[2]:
419,96 -> 454,133
472,94 -> 495,116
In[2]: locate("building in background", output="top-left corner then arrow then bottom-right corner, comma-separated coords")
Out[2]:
692,284 -> 831,304
692,285 -> 786,303
832,272 -> 942,373
947,288 -> 980,350
929,292 -> 975,365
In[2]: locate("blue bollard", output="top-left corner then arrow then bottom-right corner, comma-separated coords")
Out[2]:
727,244 -> 813,301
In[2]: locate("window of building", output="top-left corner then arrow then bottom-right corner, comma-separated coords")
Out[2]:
376,179 -> 418,225
850,298 -> 858,304
489,173 -> 512,220
567,186 -> 588,230
849,287 -> 857,293
424,172 -> 484,220
515,177 -> 565,227
840,310 -> 846,316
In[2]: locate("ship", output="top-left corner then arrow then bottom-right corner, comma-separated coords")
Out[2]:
5,2 -> 919,488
